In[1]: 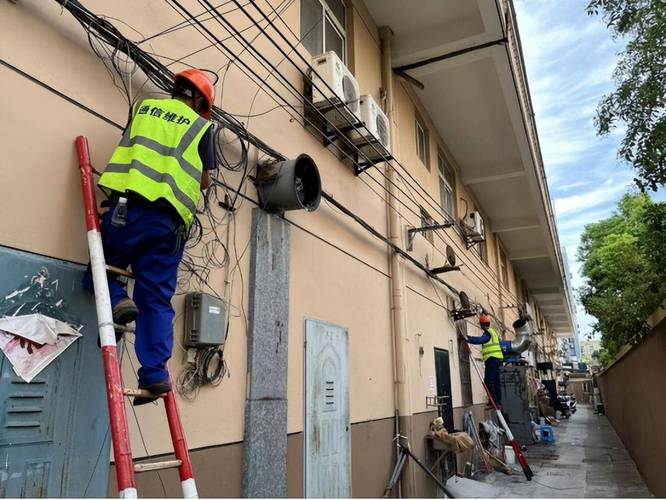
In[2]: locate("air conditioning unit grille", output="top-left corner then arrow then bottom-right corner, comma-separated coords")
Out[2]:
342,75 -> 358,112
376,115 -> 389,147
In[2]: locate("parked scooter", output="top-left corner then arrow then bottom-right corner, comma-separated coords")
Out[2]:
556,393 -> 576,417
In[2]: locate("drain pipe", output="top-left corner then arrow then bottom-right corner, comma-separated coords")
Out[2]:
379,26 -> 416,497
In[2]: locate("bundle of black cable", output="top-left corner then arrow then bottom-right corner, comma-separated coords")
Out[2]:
176,347 -> 227,400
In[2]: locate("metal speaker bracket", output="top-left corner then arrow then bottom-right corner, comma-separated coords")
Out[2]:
406,222 -> 455,251
451,308 -> 476,321
428,244 -> 461,274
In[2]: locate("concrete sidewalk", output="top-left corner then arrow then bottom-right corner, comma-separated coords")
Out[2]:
487,405 -> 652,497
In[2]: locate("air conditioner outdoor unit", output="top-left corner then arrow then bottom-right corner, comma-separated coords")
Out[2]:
347,94 -> 391,163
310,51 -> 360,127
463,211 -> 485,242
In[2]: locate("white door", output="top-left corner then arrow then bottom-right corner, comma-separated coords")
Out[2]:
304,319 -> 350,497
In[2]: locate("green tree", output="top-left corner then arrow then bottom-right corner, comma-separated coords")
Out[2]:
578,193 -> 666,359
586,1 -> 666,190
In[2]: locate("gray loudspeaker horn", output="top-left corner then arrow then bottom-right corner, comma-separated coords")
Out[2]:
255,154 -> 322,213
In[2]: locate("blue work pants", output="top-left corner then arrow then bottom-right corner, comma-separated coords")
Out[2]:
484,357 -> 503,408
84,200 -> 185,386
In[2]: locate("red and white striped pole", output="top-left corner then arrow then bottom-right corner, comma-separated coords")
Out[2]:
75,136 -> 137,498
164,383 -> 198,498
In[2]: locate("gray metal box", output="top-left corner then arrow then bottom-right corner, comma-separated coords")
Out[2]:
184,292 -> 227,347
500,365 -> 535,443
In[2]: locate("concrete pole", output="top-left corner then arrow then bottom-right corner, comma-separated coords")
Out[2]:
241,209 -> 290,497
379,26 -> 417,497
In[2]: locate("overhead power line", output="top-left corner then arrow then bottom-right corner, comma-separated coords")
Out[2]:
53,0 -> 522,325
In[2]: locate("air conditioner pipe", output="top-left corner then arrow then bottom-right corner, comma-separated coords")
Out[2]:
501,318 -> 533,355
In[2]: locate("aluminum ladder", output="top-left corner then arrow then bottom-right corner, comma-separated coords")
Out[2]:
75,136 -> 198,498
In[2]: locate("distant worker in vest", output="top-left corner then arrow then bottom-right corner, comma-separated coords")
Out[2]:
464,313 -> 504,409
84,69 -> 216,405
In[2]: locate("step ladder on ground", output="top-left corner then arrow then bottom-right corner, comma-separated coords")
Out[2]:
75,136 -> 197,499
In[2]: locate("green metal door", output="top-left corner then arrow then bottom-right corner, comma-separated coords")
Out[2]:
0,246 -> 110,497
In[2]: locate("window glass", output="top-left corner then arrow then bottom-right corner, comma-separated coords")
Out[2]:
439,177 -> 453,220
301,0 -> 323,56
420,207 -> 435,244
301,0 -> 346,61
437,154 -> 446,176
438,153 -> 456,220
324,0 -> 346,27
478,240 -> 487,263
500,247 -> 509,285
416,120 -> 427,164
325,14 -> 344,61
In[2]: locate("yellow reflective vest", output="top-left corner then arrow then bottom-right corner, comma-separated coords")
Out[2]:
99,98 -> 212,227
482,327 -> 504,361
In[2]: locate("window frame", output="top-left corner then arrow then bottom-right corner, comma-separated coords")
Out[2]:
301,0 -> 347,63
437,151 -> 456,221
499,245 -> 509,287
415,113 -> 429,169
477,239 -> 488,264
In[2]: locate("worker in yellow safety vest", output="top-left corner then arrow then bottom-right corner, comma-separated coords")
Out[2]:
464,313 -> 504,408
83,69 -> 217,405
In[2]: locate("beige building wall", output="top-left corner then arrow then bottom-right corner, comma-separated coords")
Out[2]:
0,0 -> 567,496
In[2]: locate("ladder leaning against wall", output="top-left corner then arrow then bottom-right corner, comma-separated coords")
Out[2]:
75,136 -> 198,499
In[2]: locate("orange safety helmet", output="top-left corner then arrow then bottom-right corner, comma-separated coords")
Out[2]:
479,314 -> 491,325
174,69 -> 215,119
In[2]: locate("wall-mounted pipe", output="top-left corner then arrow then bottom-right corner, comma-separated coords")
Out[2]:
509,318 -> 533,354
380,26 -> 417,497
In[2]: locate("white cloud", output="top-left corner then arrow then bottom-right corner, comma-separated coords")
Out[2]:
556,205 -> 617,233
514,0 -> 630,339
555,180 -> 593,192
554,181 -> 629,217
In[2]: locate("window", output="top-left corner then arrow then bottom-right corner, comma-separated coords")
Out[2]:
477,240 -> 488,264
437,152 -> 456,221
415,114 -> 429,168
300,0 -> 347,62
499,245 -> 508,286
420,206 -> 435,245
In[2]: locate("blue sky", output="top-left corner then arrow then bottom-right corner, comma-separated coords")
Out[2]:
514,1 -> 665,341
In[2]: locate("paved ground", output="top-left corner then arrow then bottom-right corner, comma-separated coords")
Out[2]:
486,405 -> 652,498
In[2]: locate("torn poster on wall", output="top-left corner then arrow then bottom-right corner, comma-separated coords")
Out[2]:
0,267 -> 83,382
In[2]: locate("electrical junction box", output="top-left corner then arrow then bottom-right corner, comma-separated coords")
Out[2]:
184,292 -> 227,347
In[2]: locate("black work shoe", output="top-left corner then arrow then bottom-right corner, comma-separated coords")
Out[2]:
112,298 -> 139,325
133,380 -> 172,406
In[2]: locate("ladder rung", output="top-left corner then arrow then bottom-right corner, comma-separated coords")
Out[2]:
122,388 -> 168,398
134,459 -> 182,473
106,264 -> 134,279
